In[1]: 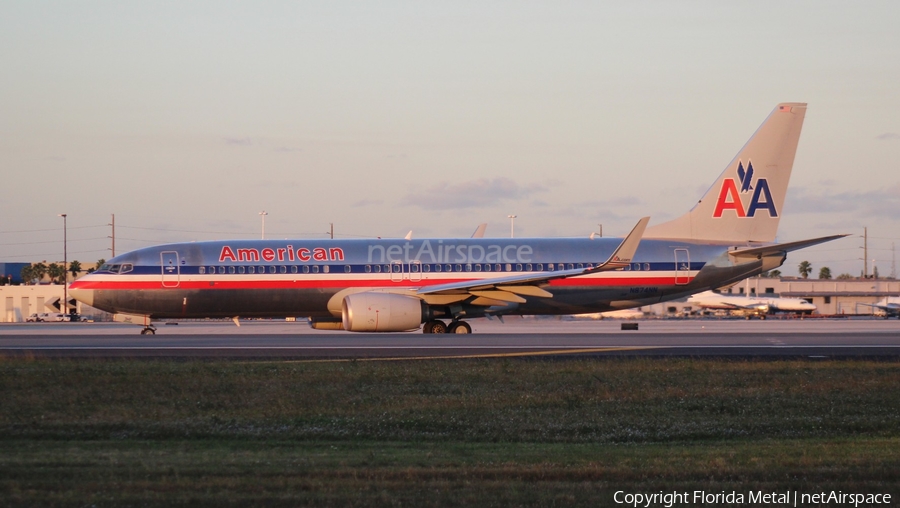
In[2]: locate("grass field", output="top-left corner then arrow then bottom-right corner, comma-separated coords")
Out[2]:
2,357 -> 899,506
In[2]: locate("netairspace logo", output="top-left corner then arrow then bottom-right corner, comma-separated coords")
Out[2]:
613,490 -> 892,507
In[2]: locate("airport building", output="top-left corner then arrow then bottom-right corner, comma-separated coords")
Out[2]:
2,275 -> 897,323
646,277 -> 900,317
0,284 -> 88,322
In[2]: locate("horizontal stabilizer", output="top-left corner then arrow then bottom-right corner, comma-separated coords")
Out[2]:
728,234 -> 848,259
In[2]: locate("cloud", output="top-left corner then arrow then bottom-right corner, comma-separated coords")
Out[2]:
273,146 -> 302,153
786,184 -> 900,218
403,177 -> 551,210
224,137 -> 253,146
352,199 -> 384,207
876,133 -> 900,141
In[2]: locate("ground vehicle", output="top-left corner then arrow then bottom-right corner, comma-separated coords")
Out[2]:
26,312 -> 67,322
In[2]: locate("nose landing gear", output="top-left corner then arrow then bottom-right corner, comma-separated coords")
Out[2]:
140,325 -> 157,335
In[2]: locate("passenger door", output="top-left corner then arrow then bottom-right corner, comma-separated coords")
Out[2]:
161,251 -> 180,288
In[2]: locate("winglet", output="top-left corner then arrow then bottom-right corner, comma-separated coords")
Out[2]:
404,230 -> 413,240
471,223 -> 487,238
590,216 -> 649,272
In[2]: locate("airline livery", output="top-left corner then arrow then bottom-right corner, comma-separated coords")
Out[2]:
686,290 -> 817,318
70,103 -> 845,334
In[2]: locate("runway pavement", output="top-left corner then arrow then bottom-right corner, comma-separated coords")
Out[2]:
1,317 -> 898,359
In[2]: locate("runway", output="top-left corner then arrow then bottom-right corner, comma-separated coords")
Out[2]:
1,317 -> 898,359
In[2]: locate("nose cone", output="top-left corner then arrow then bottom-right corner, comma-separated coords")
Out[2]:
69,287 -> 94,307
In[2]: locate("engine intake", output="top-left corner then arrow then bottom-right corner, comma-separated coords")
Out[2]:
342,293 -> 424,332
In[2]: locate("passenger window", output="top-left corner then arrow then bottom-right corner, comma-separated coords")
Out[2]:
505,264 -> 512,272
455,264 -> 462,272
280,266 -> 287,274
323,266 -> 330,273
526,263 -> 532,271
209,266 -> 216,274
474,264 -> 482,272
239,266 -> 246,274
384,265 -> 391,273
633,263 -> 640,271
536,264 -> 543,271
291,265 -> 298,274
644,263 -> 651,271
258,266 -> 265,274
516,263 -> 522,271
312,266 -> 319,273
494,264 -> 502,272
248,266 -> 255,274
434,264 -> 442,272
444,264 -> 452,272
566,264 -> 574,270
365,265 -> 372,273
268,266 -> 276,274
199,267 -> 206,274
218,266 -> 226,274
423,264 -> 430,272
411,264 -> 419,273
465,264 -> 472,272
484,264 -> 491,272
344,265 -> 351,273
577,263 -> 584,269
373,265 -> 381,273
303,265 -> 310,274
228,266 -> 236,274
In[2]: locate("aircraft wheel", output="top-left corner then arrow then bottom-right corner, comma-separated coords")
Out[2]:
140,328 -> 156,335
447,321 -> 471,334
423,320 -> 447,333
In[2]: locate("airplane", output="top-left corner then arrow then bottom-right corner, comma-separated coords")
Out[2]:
686,290 -> 816,319
571,308 -> 646,320
70,102 -> 847,335
860,297 -> 900,319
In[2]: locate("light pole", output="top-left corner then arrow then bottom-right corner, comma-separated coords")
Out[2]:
507,215 -> 517,238
58,213 -> 67,318
259,211 -> 268,240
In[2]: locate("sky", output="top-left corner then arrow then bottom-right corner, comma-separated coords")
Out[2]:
2,1 -> 899,278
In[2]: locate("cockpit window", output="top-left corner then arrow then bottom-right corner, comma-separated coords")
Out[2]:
109,264 -> 121,273
119,264 -> 133,274
99,263 -> 112,272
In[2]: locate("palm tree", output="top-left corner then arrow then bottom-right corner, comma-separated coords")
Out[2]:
798,261 -> 812,279
20,265 -> 35,285
769,270 -> 782,278
69,260 -> 83,280
818,266 -> 832,280
87,258 -> 105,274
48,263 -> 65,284
31,262 -> 48,283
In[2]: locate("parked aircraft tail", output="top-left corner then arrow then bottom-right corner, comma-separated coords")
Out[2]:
645,103 -> 807,243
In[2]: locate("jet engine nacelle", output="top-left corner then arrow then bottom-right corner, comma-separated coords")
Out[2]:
341,293 -> 424,332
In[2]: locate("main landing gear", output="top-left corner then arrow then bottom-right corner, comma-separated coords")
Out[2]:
422,320 -> 471,334
140,325 -> 157,335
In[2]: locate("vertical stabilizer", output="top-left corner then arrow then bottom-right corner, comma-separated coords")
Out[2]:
644,103 -> 806,243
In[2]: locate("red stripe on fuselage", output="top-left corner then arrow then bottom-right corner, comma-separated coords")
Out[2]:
70,276 -> 687,291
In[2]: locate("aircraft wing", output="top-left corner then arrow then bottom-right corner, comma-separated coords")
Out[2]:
728,234 -> 849,260
418,217 -> 649,305
859,302 -> 900,313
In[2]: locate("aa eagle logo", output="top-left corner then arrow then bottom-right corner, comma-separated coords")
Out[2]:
712,160 -> 777,218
